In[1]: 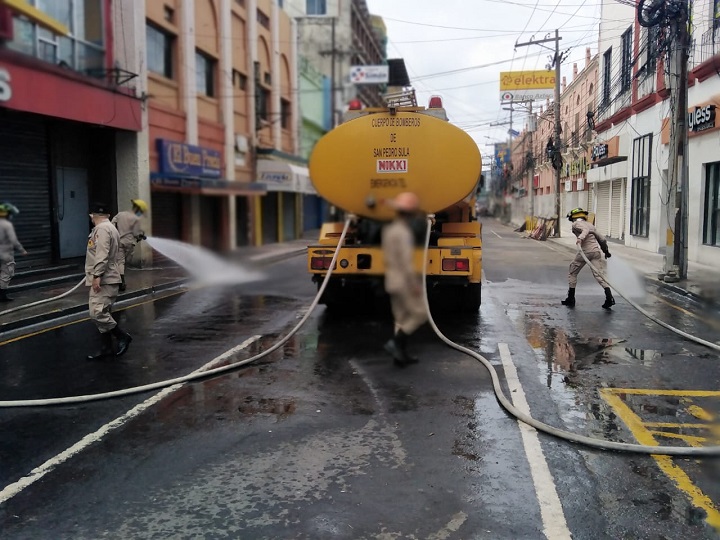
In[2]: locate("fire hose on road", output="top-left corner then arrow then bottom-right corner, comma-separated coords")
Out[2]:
0,217 -> 718,457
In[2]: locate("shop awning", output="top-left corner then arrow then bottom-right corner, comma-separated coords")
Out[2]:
587,161 -> 628,183
256,158 -> 315,194
150,174 -> 266,196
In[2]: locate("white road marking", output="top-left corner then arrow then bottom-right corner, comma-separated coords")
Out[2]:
490,230 -> 502,239
0,335 -> 262,505
498,343 -> 572,540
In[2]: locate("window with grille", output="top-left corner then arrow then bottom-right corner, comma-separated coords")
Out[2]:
630,134 -> 652,237
602,47 -> 612,107
620,26 -> 632,93
704,162 -> 720,246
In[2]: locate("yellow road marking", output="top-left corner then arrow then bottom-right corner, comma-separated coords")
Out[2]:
600,388 -> 720,530
0,288 -> 187,347
605,388 -> 720,397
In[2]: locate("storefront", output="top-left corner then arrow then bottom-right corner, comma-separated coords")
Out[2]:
150,139 -> 265,250
587,136 -> 628,240
256,149 -> 311,244
0,49 -> 142,269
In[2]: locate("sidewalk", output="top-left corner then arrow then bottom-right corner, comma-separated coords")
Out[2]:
544,233 -> 720,309
0,236 -> 313,335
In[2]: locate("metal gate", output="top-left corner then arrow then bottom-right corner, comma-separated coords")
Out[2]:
0,110 -> 52,268
261,192 -> 279,244
281,192 -> 296,241
151,192 -> 183,240
609,179 -> 625,239
593,182 -> 611,237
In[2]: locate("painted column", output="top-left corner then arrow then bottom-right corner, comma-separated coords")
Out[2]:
113,0 -> 151,265
181,0 -> 201,245
220,0 -> 236,250
248,0 -> 261,246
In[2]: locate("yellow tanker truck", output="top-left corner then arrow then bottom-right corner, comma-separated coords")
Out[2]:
307,91 -> 483,313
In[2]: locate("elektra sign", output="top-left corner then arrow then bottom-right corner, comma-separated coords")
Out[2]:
688,105 -> 716,133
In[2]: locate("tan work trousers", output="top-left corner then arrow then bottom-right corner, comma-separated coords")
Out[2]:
117,242 -> 135,275
0,260 -> 15,289
390,289 -> 428,335
568,251 -> 609,288
89,283 -> 119,333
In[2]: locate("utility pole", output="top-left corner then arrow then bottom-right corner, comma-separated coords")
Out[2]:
663,2 -> 690,282
516,30 -> 564,237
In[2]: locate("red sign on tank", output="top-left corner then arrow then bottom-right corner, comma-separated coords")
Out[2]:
377,159 -> 408,173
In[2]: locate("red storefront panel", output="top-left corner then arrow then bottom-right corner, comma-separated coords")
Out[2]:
0,50 -> 141,131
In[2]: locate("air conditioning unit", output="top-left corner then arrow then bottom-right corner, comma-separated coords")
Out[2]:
235,135 -> 249,153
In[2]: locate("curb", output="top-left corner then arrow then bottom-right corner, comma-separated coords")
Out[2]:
0,278 -> 189,335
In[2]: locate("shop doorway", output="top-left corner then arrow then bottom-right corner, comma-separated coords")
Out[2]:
55,167 -> 89,258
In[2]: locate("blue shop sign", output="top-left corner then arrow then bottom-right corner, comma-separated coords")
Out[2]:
157,139 -> 222,178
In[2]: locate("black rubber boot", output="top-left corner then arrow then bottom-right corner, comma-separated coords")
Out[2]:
395,330 -> 419,365
87,332 -> 114,360
561,287 -> 576,307
602,287 -> 615,310
111,326 -> 133,356
119,275 -> 126,292
384,335 -> 405,366
0,289 -> 12,302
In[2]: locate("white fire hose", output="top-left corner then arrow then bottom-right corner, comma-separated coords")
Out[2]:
0,278 -> 86,318
0,216 -> 718,457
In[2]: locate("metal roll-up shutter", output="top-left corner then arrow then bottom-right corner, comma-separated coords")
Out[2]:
151,192 -> 182,240
303,194 -> 320,232
261,192 -> 279,244
609,179 -> 625,239
0,111 -> 51,268
593,182 -> 611,236
235,196 -> 250,247
281,192 -> 296,241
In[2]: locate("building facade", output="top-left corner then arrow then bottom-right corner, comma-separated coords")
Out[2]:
589,0 -> 720,270
146,0 -> 307,249
509,49 -> 598,235
0,0 -> 147,269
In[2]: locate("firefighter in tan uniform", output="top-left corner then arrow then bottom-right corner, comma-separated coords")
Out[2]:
561,207 -> 615,310
86,203 -> 133,360
382,192 -> 428,367
0,202 -> 27,302
111,199 -> 147,292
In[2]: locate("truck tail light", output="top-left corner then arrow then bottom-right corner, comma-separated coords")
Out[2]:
310,256 -> 335,270
442,258 -> 469,271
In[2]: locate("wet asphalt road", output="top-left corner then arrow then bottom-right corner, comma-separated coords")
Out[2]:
1,218 -> 719,539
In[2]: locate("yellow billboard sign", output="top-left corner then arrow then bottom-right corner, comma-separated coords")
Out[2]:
499,70 -> 555,102
309,112 -> 481,221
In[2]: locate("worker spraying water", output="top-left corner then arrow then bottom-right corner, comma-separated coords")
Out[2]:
561,207 -> 615,310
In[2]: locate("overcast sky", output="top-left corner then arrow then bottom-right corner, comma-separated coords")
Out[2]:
364,0 -> 608,161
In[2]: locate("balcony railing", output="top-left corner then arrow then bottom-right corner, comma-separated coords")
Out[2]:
694,27 -> 720,68
5,13 -> 106,78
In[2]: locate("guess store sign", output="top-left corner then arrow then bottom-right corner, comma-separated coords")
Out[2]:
688,104 -> 716,133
